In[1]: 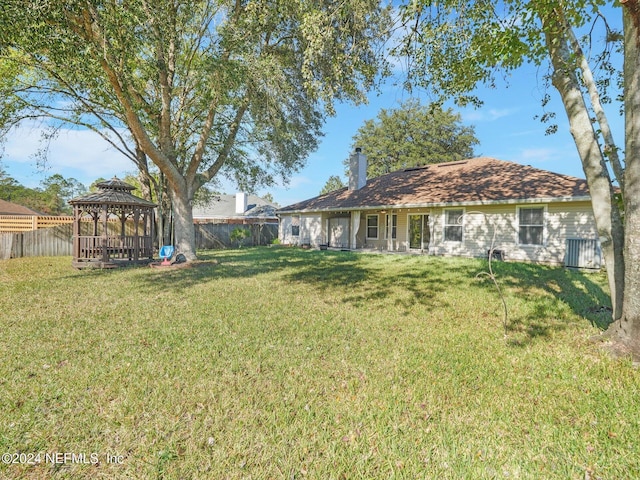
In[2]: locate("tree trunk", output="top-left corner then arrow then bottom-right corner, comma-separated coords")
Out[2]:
544,20 -> 626,320
617,0 -> 640,352
168,184 -> 197,261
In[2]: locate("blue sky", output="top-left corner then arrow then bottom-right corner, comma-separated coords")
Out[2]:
1,7 -> 624,208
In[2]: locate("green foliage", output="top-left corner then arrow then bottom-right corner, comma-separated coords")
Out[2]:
1,0 -> 392,193
319,174 -> 346,195
261,192 -> 277,205
192,185 -> 221,208
88,178 -> 108,193
348,99 -> 479,178
1,0 -> 392,255
0,168 -> 85,214
394,0 -> 612,107
1,250 -> 637,479
230,227 -> 250,247
39,173 -> 86,214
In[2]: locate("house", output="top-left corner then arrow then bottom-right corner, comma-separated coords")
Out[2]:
1,199 -> 75,233
192,192 -> 278,225
191,192 -> 279,249
277,150 -> 602,267
0,199 -> 41,216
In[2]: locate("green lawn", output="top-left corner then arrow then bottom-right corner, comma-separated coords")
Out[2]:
0,248 -> 638,479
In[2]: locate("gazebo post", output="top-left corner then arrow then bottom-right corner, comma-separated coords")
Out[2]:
149,209 -> 155,258
72,204 -> 80,262
120,211 -> 127,259
101,204 -> 109,264
133,207 -> 140,262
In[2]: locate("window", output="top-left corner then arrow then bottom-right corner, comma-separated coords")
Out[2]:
518,207 -> 544,245
384,214 -> 397,239
366,214 -> 379,239
291,215 -> 300,236
444,209 -> 463,242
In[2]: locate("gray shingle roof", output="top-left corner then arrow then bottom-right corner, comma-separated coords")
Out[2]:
192,194 -> 278,218
69,177 -> 156,207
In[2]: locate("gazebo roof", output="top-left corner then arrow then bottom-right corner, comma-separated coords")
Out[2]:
69,177 -> 156,208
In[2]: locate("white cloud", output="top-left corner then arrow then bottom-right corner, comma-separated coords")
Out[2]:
518,147 -> 561,162
3,124 -> 135,186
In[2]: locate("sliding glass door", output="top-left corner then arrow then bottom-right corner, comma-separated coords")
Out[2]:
409,214 -> 430,250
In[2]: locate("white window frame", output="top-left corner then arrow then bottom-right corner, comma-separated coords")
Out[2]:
443,208 -> 464,243
384,214 -> 397,240
291,215 -> 300,237
366,214 -> 379,240
517,205 -> 547,246
407,213 -> 430,250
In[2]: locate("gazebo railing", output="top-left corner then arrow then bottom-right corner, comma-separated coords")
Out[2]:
76,235 -> 153,261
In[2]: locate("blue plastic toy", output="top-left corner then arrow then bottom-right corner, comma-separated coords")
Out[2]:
159,245 -> 175,265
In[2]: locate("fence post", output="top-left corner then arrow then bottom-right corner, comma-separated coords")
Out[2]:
13,232 -> 24,258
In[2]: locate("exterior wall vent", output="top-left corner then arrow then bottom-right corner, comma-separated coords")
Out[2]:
565,238 -> 602,269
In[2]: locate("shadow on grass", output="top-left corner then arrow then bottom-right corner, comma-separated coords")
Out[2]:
133,247 -> 376,293
132,247 -> 612,343
474,260 -> 613,345
134,247 -> 463,312
281,252 -> 463,311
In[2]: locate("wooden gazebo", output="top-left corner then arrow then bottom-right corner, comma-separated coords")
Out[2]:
69,178 -> 156,269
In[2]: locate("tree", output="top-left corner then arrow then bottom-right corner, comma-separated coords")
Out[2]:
1,0 -> 392,260
0,167 -> 22,199
0,168 -> 86,214
395,0 -> 640,355
320,175 -> 346,195
261,192 -> 278,206
347,100 -> 479,177
40,174 -> 87,214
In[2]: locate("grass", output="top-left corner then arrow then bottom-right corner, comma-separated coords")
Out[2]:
0,247 -> 638,479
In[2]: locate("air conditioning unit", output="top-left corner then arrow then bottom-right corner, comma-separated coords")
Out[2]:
565,238 -> 602,269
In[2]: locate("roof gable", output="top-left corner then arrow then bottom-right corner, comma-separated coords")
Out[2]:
278,157 -> 591,213
192,194 -> 278,218
0,199 -> 42,216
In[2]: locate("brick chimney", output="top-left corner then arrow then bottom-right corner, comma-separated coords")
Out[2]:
349,147 -> 367,190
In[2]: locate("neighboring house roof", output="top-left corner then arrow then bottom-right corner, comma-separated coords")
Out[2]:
192,194 -> 278,219
0,199 -> 42,216
278,157 -> 591,213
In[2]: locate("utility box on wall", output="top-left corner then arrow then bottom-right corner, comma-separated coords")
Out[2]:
565,238 -> 602,269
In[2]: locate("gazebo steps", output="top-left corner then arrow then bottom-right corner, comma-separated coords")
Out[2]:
72,261 -> 118,269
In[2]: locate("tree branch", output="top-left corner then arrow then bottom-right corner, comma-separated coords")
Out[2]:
562,14 -> 625,189
197,96 -> 250,189
70,2 -> 184,188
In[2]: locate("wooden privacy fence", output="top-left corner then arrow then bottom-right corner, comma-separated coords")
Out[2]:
0,222 -> 279,259
0,215 -> 74,233
0,221 -> 133,260
195,223 -> 278,249
0,224 -> 73,259
0,221 -> 142,260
